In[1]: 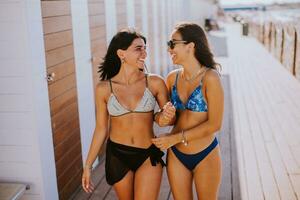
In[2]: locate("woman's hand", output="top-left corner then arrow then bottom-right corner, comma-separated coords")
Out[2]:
158,102 -> 176,126
82,167 -> 94,193
151,133 -> 180,151
163,102 -> 176,120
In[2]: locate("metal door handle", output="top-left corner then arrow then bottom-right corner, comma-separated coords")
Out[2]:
47,72 -> 55,82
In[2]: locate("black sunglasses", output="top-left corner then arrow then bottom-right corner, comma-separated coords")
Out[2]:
167,40 -> 188,49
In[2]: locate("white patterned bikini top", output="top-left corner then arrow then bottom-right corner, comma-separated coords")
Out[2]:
107,74 -> 156,117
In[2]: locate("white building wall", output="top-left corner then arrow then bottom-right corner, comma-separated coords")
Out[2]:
160,0 -> 169,76
126,0 -> 135,28
0,1 -> 58,200
152,0 -> 160,74
104,0 -> 117,46
70,0 -> 97,167
174,0 -> 179,24
189,0 -> 217,27
166,0 -> 174,73
141,0 -> 150,68
171,1 -> 177,30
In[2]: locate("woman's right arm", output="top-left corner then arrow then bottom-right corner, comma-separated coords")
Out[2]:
85,82 -> 109,167
82,82 -> 109,193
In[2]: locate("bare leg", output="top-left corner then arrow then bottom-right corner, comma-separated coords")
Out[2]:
167,149 -> 193,200
193,146 -> 222,200
134,158 -> 163,200
113,171 -> 134,200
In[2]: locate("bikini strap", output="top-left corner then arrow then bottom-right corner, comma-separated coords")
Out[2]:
175,70 -> 180,87
109,79 -> 113,93
145,73 -> 149,88
200,68 -> 210,86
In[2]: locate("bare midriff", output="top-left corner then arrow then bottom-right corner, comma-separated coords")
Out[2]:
171,110 -> 216,154
109,112 -> 154,148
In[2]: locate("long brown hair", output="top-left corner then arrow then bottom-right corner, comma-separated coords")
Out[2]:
98,28 -> 146,80
174,22 -> 220,70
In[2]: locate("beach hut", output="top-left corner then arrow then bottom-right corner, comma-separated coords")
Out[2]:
0,1 -> 219,199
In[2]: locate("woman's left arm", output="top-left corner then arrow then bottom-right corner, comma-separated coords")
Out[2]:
181,70 -> 224,141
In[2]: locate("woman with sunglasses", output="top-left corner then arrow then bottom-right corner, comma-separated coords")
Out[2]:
152,22 -> 224,199
82,28 -> 176,200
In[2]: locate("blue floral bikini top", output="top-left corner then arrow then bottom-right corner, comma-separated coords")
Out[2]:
171,69 -> 208,112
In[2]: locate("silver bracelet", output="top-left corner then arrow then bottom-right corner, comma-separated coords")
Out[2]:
181,130 -> 188,146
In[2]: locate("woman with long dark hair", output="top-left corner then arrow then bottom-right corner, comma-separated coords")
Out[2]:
82,28 -> 175,200
152,22 -> 224,199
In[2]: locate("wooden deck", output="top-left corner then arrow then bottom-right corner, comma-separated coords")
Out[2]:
219,23 -> 300,200
72,23 -> 300,200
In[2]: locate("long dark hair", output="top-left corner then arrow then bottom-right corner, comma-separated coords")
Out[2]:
98,28 -> 146,80
174,22 -> 220,70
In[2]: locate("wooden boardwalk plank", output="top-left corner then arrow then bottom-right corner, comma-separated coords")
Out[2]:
227,62 -> 249,200
220,23 -> 300,200
252,53 -> 299,200
72,160 -> 106,200
255,64 -> 298,200
241,51 -> 281,200
219,75 -> 239,200
236,62 -> 265,200
223,47 -> 265,199
290,175 -> 300,199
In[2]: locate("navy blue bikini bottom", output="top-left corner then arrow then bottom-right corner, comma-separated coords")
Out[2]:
171,137 -> 218,171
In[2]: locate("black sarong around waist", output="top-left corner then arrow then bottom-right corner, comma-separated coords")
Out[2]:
105,138 -> 165,185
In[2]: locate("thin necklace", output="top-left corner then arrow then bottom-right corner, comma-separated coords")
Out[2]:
182,67 -> 206,82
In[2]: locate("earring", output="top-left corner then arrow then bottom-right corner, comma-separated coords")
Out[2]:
121,58 -> 125,63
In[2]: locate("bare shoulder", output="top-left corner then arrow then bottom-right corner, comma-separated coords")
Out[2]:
146,73 -> 167,96
203,69 -> 221,84
147,73 -> 165,86
95,80 -> 111,99
166,68 -> 181,86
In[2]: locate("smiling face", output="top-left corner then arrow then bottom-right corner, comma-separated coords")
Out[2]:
168,30 -> 191,65
120,38 -> 147,69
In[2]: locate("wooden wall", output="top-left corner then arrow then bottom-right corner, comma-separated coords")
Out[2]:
41,1 -> 83,199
